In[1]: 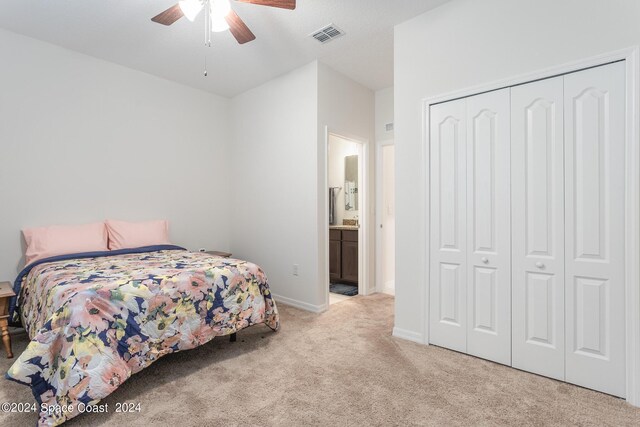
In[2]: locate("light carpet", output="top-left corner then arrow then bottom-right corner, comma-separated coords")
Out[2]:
1,294 -> 639,426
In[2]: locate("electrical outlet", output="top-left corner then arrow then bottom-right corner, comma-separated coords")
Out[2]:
199,248 -> 206,252
293,264 -> 299,276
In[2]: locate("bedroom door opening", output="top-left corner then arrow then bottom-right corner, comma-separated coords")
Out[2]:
326,132 -> 368,306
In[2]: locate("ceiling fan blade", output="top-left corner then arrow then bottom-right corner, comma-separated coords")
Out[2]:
235,0 -> 296,10
151,4 -> 184,25
226,10 -> 256,44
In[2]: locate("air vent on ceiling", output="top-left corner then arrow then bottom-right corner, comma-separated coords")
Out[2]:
311,24 -> 345,44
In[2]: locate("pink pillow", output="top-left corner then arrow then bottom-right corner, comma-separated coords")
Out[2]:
23,222 -> 109,266
106,219 -> 170,250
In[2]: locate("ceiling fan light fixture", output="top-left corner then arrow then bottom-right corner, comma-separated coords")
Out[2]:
210,0 -> 232,18
210,14 -> 230,32
179,0 -> 204,22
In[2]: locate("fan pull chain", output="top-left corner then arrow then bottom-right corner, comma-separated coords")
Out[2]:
204,0 -> 211,77
204,0 -> 211,47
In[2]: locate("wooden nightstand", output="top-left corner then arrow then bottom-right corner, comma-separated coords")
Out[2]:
0,281 -> 15,359
204,251 -> 232,258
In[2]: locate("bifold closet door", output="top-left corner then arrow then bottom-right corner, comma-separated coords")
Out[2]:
564,62 -> 626,397
429,98 -> 467,353
429,90 -> 511,365
465,89 -> 511,365
511,76 -> 565,380
430,61 -> 627,396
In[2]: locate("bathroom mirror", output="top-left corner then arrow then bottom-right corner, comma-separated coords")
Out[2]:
344,155 -> 358,211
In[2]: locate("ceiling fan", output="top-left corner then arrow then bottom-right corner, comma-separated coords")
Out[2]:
151,0 -> 296,45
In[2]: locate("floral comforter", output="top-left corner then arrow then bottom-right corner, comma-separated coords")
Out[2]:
5,247 -> 279,426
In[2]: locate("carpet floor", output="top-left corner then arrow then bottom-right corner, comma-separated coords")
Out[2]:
1,294 -> 639,426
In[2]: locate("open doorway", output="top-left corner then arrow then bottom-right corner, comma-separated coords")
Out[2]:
327,133 -> 365,305
376,142 -> 395,295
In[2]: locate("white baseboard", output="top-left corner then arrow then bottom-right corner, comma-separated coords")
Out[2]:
272,294 -> 328,313
392,326 -> 424,344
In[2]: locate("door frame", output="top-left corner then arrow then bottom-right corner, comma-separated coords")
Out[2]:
323,128 -> 372,308
375,139 -> 395,294
421,47 -> 640,406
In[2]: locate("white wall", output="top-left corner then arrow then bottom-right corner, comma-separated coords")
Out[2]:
328,135 -> 360,226
394,0 -> 640,339
230,62 -> 320,310
375,87 -> 394,142
318,63 -> 375,301
230,61 -> 374,311
0,29 -> 232,281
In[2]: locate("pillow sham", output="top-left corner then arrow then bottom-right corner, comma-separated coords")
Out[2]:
23,222 -> 109,266
106,219 -> 170,250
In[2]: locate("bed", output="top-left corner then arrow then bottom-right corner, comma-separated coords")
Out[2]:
5,245 -> 279,426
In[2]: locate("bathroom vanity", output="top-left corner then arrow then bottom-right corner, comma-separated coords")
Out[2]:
329,226 -> 358,284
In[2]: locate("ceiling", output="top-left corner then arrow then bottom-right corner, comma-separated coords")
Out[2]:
0,0 -> 449,97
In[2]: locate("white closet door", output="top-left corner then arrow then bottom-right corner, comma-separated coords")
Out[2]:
511,77 -> 565,380
465,89 -> 511,365
564,62 -> 626,397
429,99 -> 467,352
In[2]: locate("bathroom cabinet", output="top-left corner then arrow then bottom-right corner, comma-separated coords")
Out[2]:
329,228 -> 358,284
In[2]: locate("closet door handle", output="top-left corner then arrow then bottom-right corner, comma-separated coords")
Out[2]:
535,262 -> 545,269
481,257 -> 489,264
